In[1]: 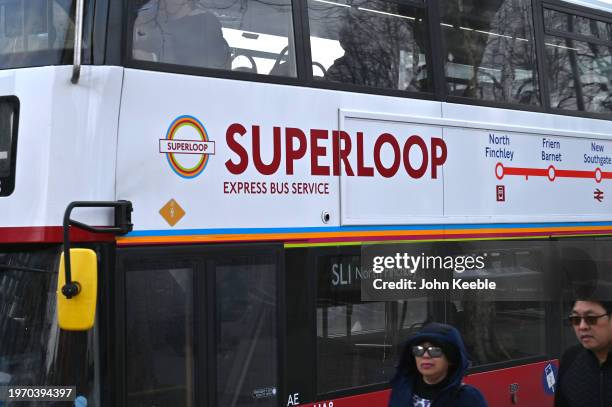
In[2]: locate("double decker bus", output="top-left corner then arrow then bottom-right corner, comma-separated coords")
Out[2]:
1,0 -> 612,406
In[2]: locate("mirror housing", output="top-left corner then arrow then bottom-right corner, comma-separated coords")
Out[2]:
57,249 -> 98,331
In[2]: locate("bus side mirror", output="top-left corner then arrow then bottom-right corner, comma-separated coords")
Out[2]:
57,249 -> 98,331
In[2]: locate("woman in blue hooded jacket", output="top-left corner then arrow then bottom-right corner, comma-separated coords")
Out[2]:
388,322 -> 488,407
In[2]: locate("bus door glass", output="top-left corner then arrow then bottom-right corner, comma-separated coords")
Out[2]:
121,246 -> 280,407
125,259 -> 196,406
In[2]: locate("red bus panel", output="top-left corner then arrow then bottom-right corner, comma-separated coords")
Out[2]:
299,360 -> 558,407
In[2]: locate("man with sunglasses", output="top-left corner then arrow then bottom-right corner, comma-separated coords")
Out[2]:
555,300 -> 612,407
388,322 -> 488,407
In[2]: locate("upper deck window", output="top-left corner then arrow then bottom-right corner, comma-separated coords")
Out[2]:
545,8 -> 612,40
0,0 -> 93,70
544,8 -> 612,113
440,0 -> 540,105
130,0 -> 297,77
307,0 -> 432,92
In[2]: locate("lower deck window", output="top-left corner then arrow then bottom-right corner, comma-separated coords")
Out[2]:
314,251 -> 431,394
308,242 -> 555,395
449,301 -> 546,366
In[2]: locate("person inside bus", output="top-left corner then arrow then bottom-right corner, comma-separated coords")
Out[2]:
388,322 -> 488,407
325,12 -> 399,89
132,0 -> 230,70
554,299 -> 612,407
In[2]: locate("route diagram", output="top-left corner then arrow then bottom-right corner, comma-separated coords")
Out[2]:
495,162 -> 612,183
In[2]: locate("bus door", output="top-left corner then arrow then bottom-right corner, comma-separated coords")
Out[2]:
115,244 -> 282,407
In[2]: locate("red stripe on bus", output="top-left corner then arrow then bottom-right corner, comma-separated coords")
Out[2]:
298,360 -> 557,407
298,389 -> 391,407
0,227 -> 115,243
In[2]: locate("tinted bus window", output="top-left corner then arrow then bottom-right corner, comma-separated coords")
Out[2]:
447,244 -> 547,366
308,0 -> 431,92
544,9 -> 612,113
216,260 -> 278,407
126,266 -> 195,406
0,248 -> 99,404
315,251 -> 430,394
544,9 -> 612,41
0,96 -> 19,197
450,301 -> 546,365
440,0 -> 540,105
130,0 -> 297,76
0,0 -> 94,69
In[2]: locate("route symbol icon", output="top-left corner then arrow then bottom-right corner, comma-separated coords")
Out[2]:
594,189 -> 604,202
496,185 -> 505,202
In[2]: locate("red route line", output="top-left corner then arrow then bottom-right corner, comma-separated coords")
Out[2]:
503,166 -> 547,177
496,162 -> 612,182
556,169 -> 599,179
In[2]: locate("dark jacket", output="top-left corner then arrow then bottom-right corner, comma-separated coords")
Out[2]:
388,323 -> 488,407
554,344 -> 612,407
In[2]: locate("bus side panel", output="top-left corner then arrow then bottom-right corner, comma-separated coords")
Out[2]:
298,390 -> 391,407
297,361 -> 557,407
0,66 -> 123,231
464,360 -> 557,407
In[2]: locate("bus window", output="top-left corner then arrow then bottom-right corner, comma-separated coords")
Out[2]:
440,0 -> 540,105
307,0 -> 431,92
450,301 -> 546,366
447,244 -> 547,366
130,0 -> 297,77
0,0 -> 94,69
0,96 -> 19,197
215,259 -> 278,407
544,9 -> 612,113
314,250 -> 430,394
126,265 -> 195,407
544,8 -> 612,43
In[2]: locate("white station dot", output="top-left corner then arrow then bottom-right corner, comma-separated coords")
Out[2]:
547,166 -> 556,181
595,168 -> 603,183
496,163 -> 504,179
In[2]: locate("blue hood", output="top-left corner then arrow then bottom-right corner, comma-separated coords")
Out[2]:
395,322 -> 470,389
389,323 -> 488,407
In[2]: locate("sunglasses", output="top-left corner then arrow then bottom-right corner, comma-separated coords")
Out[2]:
568,313 -> 610,326
412,345 -> 444,358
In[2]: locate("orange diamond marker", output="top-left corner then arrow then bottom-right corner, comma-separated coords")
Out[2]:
159,199 -> 185,227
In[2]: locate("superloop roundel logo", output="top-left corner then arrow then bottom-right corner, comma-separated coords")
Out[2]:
160,115 -> 215,179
